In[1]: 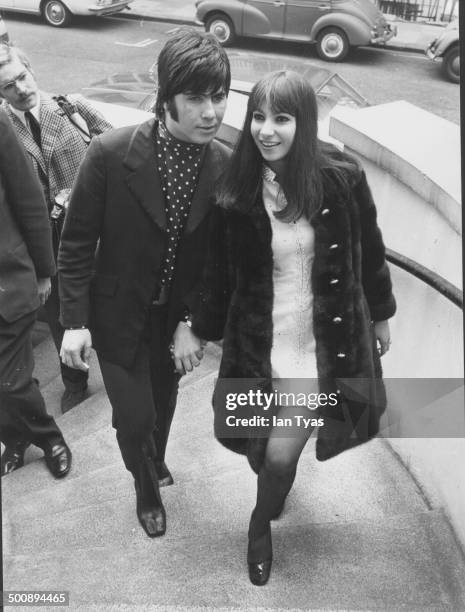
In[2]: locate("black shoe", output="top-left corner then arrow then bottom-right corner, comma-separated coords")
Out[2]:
44,442 -> 72,478
155,460 -> 174,487
134,480 -> 166,537
1,440 -> 30,476
247,522 -> 273,586
61,387 -> 88,414
248,559 -> 273,586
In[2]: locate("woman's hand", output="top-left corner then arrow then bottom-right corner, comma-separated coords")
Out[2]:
170,322 -> 205,375
374,320 -> 391,356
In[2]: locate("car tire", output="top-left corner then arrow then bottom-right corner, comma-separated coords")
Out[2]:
42,0 -> 72,27
205,14 -> 236,46
316,27 -> 349,62
442,46 -> 459,83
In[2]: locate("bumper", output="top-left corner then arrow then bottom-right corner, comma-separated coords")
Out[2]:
88,0 -> 132,16
426,43 -> 439,60
371,25 -> 397,45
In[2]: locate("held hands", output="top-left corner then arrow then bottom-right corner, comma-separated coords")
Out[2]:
60,329 -> 92,371
37,278 -> 52,305
171,321 -> 205,375
374,320 -> 391,356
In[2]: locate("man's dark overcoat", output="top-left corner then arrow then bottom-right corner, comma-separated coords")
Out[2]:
192,162 -> 396,469
58,118 -> 231,367
0,110 -> 55,322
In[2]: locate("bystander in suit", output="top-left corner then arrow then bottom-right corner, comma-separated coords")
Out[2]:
0,108 -> 71,478
0,42 -> 112,413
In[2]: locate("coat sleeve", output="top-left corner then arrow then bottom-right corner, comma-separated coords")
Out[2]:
73,94 -> 113,136
353,170 -> 396,321
58,136 -> 106,327
0,111 -> 55,278
191,205 -> 233,341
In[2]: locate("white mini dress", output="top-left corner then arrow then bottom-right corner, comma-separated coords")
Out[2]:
262,166 -> 318,385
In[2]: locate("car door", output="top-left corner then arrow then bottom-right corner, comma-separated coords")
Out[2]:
243,0 -> 286,39
284,0 -> 332,41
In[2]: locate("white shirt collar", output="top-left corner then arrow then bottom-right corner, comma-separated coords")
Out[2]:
262,164 -> 277,184
9,94 -> 41,126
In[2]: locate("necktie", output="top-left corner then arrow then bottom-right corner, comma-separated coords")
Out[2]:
25,111 -> 41,149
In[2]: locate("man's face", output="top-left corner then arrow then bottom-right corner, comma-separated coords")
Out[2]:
0,55 -> 39,111
164,89 -> 227,144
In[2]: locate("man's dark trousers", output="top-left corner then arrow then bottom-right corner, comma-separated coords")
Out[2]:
97,304 -> 181,475
0,310 -> 63,450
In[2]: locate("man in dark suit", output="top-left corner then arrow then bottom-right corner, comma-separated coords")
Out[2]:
0,109 -> 71,478
58,29 -> 231,537
0,42 -> 112,413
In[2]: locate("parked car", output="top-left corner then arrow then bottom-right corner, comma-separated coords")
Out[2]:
426,20 -> 460,84
0,12 -> 8,41
195,0 -> 396,62
0,0 -> 133,28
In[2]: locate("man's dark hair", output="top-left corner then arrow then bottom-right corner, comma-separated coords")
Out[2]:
155,28 -> 231,120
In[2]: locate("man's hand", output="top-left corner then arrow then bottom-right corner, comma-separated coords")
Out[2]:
171,322 -> 204,375
60,328 -> 92,371
374,320 -> 391,356
37,277 -> 52,305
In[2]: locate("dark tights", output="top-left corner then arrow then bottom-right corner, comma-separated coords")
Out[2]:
248,405 -> 315,560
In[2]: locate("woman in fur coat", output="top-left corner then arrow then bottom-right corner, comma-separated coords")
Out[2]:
188,70 -> 396,586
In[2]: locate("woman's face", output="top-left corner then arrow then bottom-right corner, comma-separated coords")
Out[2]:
250,102 -> 296,170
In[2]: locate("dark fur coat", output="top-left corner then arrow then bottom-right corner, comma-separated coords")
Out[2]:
192,164 -> 396,470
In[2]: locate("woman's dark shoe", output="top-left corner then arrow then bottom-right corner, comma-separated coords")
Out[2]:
134,479 -> 166,538
247,522 -> 273,586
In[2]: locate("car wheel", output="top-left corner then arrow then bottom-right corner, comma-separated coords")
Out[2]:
42,0 -> 72,27
316,27 -> 349,62
205,14 -> 236,46
442,46 -> 459,84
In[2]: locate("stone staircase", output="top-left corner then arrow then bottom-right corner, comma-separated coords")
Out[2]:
2,330 -> 465,611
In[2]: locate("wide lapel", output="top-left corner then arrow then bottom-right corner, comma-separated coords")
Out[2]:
39,95 -> 64,172
184,142 -> 222,234
4,104 -> 47,176
123,118 -> 166,231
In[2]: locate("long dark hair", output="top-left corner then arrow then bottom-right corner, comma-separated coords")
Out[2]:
216,70 -> 359,221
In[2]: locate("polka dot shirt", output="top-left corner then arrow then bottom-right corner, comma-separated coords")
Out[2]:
155,121 -> 204,293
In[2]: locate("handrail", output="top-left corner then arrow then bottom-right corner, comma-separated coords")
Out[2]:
386,247 -> 463,309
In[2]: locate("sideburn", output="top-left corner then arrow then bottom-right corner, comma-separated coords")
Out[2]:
166,98 -> 178,122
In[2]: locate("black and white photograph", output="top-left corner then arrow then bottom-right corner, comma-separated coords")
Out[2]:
0,0 -> 463,609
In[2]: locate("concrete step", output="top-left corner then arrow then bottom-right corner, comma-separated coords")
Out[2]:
3,332 -> 465,610
5,509 -> 465,610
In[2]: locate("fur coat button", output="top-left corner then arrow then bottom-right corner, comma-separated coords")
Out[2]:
329,243 -> 339,250
337,352 -> 346,359
321,208 -> 330,216
329,278 -> 339,286
332,316 -> 342,324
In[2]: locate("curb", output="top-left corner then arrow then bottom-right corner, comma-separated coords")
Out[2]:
374,43 -> 426,54
115,11 -> 428,54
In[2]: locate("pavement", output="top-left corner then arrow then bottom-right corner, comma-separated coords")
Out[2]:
2,331 -> 465,610
119,0 -> 446,53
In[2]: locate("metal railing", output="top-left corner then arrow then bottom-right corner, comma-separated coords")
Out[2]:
377,0 -> 457,22
386,247 -> 463,309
